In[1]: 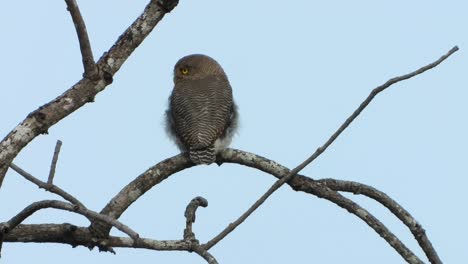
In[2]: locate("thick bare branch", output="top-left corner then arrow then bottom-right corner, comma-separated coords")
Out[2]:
85,148 -> 429,263
202,46 -> 459,256
47,140 -> 63,185
89,153 -> 191,236
4,224 -> 191,251
0,0 -> 179,187
2,200 -> 139,241
64,0 -> 98,79
9,163 -> 84,207
219,149 -> 441,263
4,223 -> 215,263
205,150 -> 425,263
318,178 -> 442,264
3,149 -> 440,262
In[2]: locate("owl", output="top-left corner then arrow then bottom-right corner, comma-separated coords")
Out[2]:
166,54 -> 238,164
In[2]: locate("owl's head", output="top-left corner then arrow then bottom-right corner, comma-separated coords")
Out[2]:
173,54 -> 227,81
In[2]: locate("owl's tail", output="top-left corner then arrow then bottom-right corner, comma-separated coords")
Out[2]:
189,147 -> 216,165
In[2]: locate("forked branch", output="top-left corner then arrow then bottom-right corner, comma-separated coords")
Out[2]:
1,200 -> 139,241
203,46 -> 458,259
0,0 -> 179,187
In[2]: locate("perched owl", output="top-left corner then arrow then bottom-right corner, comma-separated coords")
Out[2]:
166,54 -> 238,165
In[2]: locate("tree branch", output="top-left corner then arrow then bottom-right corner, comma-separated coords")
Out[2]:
88,153 -> 192,236
184,196 -> 208,241
193,244 -> 219,264
201,45 -> 459,255
0,0 -> 179,188
47,140 -> 63,185
9,163 -> 84,207
219,149 -> 441,263
317,178 -> 442,264
64,0 -> 98,79
1,200 -> 139,241
4,224 -> 191,251
83,148 -> 432,263
3,148 -> 441,262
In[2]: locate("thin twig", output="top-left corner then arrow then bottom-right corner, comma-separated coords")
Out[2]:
318,178 -> 442,264
184,196 -> 208,241
9,163 -> 84,207
5,200 -> 139,241
47,140 -> 63,185
204,46 -> 459,251
64,0 -> 98,79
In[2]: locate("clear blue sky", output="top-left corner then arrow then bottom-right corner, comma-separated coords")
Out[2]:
1,1 -> 467,263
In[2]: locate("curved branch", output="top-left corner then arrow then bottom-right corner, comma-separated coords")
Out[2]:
88,149 -> 427,263
193,244 -> 219,264
89,153 -> 192,236
2,200 -> 139,240
0,0 -> 179,187
207,46 -> 460,253
317,178 -> 442,264
184,196 -> 208,241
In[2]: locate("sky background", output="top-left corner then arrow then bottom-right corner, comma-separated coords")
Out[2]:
1,1 -> 467,263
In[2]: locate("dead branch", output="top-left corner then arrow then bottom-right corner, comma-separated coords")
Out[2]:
184,196 -> 208,241
82,148 -> 427,263
219,149 -> 442,264
317,178 -> 442,264
9,163 -> 84,207
193,244 -> 219,264
0,0 -> 179,188
47,140 -> 63,185
201,46 -> 458,259
4,224 -> 191,251
2,148 -> 442,263
88,153 -> 191,236
64,0 -> 98,79
1,200 -> 140,240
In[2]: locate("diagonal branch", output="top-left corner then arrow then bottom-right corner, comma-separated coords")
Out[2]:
1,200 -> 139,241
9,163 -> 84,207
64,0 -> 98,79
219,149 -> 441,264
202,46 -> 459,254
0,0 -> 179,188
318,178 -> 442,264
89,153 -> 191,236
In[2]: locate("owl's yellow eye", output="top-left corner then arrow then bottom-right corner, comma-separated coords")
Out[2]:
180,68 -> 189,75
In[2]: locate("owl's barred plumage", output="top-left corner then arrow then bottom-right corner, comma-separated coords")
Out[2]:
166,54 -> 238,165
